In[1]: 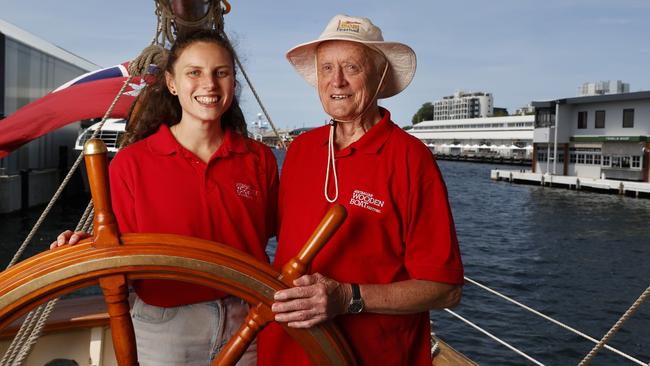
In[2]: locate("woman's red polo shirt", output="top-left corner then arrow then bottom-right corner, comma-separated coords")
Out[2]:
109,124 -> 278,307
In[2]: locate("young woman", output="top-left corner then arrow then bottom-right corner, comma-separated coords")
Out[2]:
52,30 -> 277,366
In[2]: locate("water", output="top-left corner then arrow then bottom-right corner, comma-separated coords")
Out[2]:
1,153 -> 648,366
434,160 -> 650,366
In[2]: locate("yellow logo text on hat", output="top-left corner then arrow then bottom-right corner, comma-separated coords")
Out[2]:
336,20 -> 361,33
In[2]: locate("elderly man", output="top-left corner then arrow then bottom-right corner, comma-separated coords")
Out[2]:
258,15 -> 464,365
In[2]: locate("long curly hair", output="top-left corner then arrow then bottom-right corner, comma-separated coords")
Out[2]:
121,30 -> 247,146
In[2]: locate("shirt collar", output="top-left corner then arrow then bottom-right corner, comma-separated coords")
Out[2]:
214,126 -> 249,157
147,124 -> 249,157
147,124 -> 177,155
319,107 -> 394,155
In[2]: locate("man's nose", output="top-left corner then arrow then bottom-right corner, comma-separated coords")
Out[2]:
331,67 -> 347,87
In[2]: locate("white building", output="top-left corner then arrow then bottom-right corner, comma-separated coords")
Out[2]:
579,80 -> 630,96
433,91 -> 493,120
514,103 -> 535,116
532,91 -> 650,182
409,115 -> 534,158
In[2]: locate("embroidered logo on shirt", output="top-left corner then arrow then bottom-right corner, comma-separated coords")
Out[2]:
235,183 -> 259,200
337,20 -> 361,33
349,189 -> 384,213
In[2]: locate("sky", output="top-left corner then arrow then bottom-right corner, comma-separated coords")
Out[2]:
2,0 -> 649,129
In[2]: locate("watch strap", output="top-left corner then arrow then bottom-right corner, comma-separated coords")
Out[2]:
347,283 -> 364,314
351,283 -> 361,301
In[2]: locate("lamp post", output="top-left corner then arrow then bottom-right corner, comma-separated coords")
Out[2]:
552,101 -> 560,175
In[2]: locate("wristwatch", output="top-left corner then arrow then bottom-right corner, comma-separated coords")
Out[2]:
347,283 -> 364,314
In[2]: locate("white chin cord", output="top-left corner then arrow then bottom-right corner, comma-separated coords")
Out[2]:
324,121 -> 339,203
323,58 -> 389,203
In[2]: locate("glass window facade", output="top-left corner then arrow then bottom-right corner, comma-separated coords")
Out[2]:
1,36 -> 88,174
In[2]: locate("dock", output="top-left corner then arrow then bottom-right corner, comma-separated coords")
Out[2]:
491,169 -> 650,198
435,154 -> 531,166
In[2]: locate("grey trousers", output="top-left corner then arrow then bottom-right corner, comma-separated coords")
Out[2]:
131,295 -> 256,366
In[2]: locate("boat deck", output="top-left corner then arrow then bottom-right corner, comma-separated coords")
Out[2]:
0,296 -> 475,365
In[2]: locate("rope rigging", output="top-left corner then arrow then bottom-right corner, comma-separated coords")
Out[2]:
577,285 -> 650,366
0,1 -> 646,365
0,2 -> 286,364
456,276 -> 649,366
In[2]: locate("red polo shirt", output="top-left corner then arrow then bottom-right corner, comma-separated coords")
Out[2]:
109,124 -> 278,307
258,108 -> 463,365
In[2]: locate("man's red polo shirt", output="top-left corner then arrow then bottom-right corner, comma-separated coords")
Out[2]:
109,124 -> 278,307
258,108 -> 463,365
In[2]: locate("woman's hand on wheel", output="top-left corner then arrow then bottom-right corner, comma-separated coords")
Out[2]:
50,230 -> 90,249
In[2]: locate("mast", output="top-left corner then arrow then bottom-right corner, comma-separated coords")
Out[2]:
172,0 -> 212,35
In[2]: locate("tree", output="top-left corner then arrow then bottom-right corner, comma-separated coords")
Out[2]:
411,102 -> 434,124
492,107 -> 509,117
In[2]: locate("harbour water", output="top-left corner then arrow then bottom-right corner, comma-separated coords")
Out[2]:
0,152 -> 648,365
434,159 -> 650,365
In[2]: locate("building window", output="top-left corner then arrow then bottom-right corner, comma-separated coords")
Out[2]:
535,109 -> 555,128
595,110 -> 605,129
623,109 -> 634,128
594,154 -> 601,165
585,154 -> 593,165
578,111 -> 588,129
570,153 -> 576,164
632,156 -> 641,169
577,153 -> 585,164
602,155 -> 610,166
612,156 -> 631,168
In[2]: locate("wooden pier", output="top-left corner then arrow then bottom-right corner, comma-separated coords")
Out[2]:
435,154 -> 531,166
491,170 -> 650,198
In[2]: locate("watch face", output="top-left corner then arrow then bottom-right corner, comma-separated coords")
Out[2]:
348,301 -> 363,314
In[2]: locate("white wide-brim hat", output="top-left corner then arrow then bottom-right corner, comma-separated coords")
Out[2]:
286,14 -> 417,99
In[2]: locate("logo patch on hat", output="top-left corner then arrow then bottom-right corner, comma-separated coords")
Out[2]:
337,20 -> 361,33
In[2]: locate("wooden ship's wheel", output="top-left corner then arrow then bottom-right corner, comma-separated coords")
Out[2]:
0,139 -> 357,366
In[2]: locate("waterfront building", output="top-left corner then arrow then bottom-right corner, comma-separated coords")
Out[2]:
579,80 -> 630,96
514,103 -> 535,116
409,115 -> 534,158
532,90 -> 650,182
432,91 -> 493,120
0,19 -> 98,213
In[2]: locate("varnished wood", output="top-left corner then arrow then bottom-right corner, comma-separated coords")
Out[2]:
211,303 -> 272,366
279,205 -> 347,286
0,234 -> 357,365
0,141 -> 355,365
213,204 -> 351,366
432,337 -> 477,366
83,140 -> 120,249
99,275 -> 138,366
84,140 -> 138,365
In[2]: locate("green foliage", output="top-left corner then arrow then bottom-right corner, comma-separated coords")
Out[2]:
493,107 -> 509,117
412,102 -> 434,124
